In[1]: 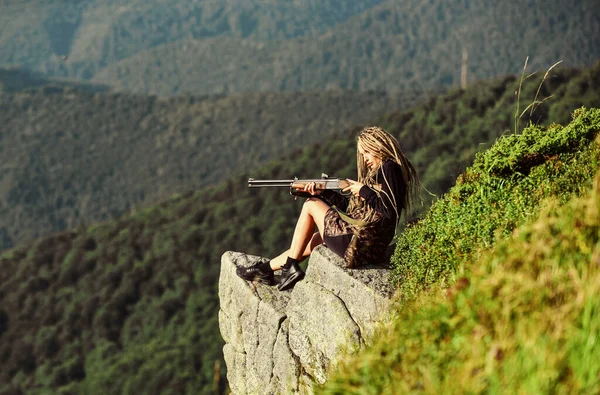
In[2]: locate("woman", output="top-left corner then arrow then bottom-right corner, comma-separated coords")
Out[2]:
236,126 -> 420,291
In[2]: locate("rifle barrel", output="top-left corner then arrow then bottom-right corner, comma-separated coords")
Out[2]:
248,177 -> 347,190
248,178 -> 294,187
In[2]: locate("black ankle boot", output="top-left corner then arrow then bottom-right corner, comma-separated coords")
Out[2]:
236,260 -> 276,286
278,258 -> 305,291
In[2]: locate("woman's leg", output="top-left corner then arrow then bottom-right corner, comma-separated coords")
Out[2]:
270,197 -> 329,270
270,232 -> 323,270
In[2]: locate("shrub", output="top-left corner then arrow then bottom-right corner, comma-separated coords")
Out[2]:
392,107 -> 600,302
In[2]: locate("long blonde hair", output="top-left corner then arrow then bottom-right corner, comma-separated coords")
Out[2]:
347,126 -> 420,226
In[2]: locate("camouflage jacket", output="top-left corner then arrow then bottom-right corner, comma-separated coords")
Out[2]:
321,160 -> 405,267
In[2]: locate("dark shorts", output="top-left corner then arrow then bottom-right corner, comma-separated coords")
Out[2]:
322,208 -> 353,258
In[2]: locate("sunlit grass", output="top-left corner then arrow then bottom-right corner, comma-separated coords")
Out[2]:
393,107 -> 600,303
320,108 -> 600,394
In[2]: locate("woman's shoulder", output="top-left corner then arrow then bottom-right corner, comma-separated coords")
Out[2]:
381,159 -> 403,174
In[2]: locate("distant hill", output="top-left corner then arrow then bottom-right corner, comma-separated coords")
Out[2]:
0,65 -> 598,394
0,68 -> 49,92
1,0 -> 598,96
0,67 -> 108,93
0,86 -> 415,250
91,0 -> 600,96
0,0 -> 384,79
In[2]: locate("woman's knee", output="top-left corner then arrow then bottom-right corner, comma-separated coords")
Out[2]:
302,197 -> 320,213
301,198 -> 329,229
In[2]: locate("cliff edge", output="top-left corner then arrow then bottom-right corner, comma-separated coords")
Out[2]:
218,245 -> 394,394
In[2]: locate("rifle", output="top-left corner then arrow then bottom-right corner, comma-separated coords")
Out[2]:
248,174 -> 351,199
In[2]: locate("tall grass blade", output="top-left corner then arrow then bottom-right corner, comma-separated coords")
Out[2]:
530,60 -> 563,117
515,56 -> 529,134
519,95 -> 555,118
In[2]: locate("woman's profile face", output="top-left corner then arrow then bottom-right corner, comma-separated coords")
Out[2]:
358,143 -> 382,169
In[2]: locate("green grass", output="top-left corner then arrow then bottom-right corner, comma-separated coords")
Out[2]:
320,108 -> 600,393
393,107 -> 600,302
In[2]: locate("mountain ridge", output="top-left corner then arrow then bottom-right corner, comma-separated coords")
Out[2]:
2,0 -> 598,96
91,0 -> 600,96
0,0 -> 385,79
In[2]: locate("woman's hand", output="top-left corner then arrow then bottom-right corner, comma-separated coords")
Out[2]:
302,182 -> 321,196
342,179 -> 364,197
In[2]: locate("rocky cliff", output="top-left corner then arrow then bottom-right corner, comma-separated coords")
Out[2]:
218,245 -> 394,394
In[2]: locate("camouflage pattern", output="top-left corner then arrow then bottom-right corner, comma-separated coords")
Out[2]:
323,205 -> 395,268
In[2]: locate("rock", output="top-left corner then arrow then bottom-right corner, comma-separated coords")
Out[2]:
287,280 -> 362,384
223,344 -> 246,394
219,251 -> 291,393
218,245 -> 394,394
271,320 -> 300,392
303,246 -> 394,341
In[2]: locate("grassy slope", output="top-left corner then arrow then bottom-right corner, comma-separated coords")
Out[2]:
394,107 -> 600,299
91,0 -> 600,96
321,109 -> 600,393
0,67 -> 598,394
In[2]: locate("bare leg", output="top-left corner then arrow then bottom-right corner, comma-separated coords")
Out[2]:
270,198 -> 329,270
270,232 -> 323,270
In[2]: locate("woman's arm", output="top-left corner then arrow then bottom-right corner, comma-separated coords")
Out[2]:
358,160 -> 405,220
319,190 -> 350,211
299,182 -> 349,211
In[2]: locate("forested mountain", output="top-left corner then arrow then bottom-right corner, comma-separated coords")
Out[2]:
1,0 -> 598,96
0,64 -> 598,394
0,67 -> 108,93
0,0 -> 384,79
92,0 -> 600,96
0,86 -> 412,251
